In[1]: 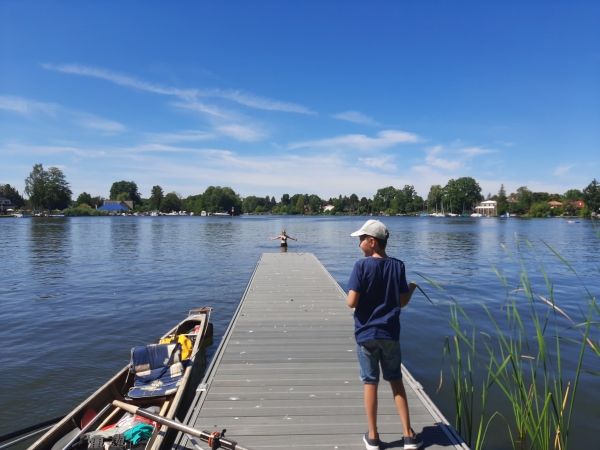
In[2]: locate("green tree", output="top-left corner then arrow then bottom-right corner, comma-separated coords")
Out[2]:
149,185 -> 164,211
333,197 -> 345,214
582,179 -> 600,214
116,192 -> 131,201
497,184 -> 508,215
295,195 -> 306,214
531,192 -> 550,204
0,183 -> 25,208
443,177 -> 483,214
391,185 -> 418,214
24,163 -> 48,209
45,166 -> 72,210
528,202 -> 551,218
427,185 -> 444,213
109,181 -> 142,205
359,197 -> 371,214
308,195 -> 322,214
91,196 -> 105,208
515,186 -> 533,213
186,186 -> 242,215
410,195 -> 425,213
372,186 -> 397,213
280,194 -> 290,205
563,189 -> 583,202
76,192 -> 93,207
160,192 -> 182,212
242,196 -> 266,213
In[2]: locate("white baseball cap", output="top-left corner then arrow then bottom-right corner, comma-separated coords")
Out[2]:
350,219 -> 389,240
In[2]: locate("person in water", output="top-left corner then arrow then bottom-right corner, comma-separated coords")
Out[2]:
270,230 -> 298,248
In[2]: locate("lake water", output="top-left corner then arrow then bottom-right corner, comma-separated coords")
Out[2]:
1,216 -> 599,449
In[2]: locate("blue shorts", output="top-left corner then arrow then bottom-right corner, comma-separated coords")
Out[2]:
356,339 -> 402,384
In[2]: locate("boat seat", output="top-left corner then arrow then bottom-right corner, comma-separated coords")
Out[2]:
127,342 -> 191,398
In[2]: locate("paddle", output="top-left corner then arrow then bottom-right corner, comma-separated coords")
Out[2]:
112,401 -> 252,450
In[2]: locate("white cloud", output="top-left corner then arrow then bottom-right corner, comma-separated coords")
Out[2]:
171,100 -> 229,118
424,146 -> 462,170
332,110 -> 379,126
202,89 -> 315,114
358,155 -> 396,170
42,63 -> 198,101
1,143 -> 107,157
216,124 -> 266,142
78,116 -> 125,133
459,147 -> 495,156
0,95 -> 57,115
42,64 -> 314,114
554,165 -> 573,176
145,131 -> 215,143
289,130 -> 419,151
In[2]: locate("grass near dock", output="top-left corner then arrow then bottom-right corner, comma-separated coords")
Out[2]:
418,233 -> 598,450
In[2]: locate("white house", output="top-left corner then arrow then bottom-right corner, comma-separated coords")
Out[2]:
475,200 -> 497,216
322,204 -> 335,212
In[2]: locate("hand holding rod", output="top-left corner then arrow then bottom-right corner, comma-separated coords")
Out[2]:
112,401 -> 252,450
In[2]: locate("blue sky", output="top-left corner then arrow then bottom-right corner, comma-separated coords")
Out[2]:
1,1 -> 599,201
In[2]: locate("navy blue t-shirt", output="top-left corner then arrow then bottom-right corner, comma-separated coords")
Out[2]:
348,257 -> 409,343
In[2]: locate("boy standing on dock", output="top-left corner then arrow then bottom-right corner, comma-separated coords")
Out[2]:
347,220 -> 423,450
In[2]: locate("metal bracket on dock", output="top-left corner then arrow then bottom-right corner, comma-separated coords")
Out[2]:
196,383 -> 210,393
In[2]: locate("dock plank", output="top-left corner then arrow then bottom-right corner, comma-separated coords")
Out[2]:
173,253 -> 467,450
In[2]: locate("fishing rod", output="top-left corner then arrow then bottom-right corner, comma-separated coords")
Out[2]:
112,401 -> 252,450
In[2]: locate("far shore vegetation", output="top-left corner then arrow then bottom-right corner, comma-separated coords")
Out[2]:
1,163 -> 599,218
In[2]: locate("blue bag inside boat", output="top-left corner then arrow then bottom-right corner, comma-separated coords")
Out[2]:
127,342 -> 191,398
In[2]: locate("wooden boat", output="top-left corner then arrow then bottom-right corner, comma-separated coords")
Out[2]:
28,308 -> 213,450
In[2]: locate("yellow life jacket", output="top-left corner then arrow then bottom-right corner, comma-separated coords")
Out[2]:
159,334 -> 193,360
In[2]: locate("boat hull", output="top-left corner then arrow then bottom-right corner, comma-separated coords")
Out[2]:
28,309 -> 212,450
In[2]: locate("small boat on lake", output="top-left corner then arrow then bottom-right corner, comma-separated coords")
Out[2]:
28,308 -> 213,450
212,212 -> 230,217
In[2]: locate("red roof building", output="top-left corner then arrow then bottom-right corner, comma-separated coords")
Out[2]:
571,200 -> 585,209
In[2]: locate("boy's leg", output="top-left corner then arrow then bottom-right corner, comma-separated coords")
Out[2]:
389,380 -> 415,438
356,341 -> 381,441
379,340 -> 417,439
364,383 -> 379,439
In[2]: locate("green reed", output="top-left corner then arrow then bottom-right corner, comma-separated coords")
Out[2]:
420,233 -> 597,450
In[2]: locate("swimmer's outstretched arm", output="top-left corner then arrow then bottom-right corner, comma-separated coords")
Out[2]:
288,236 -> 298,241
270,235 -> 283,240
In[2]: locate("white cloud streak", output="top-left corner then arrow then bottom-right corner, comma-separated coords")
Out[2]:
201,89 -> 315,114
42,63 -> 198,100
42,63 -> 314,114
216,124 -> 266,142
459,147 -> 495,156
425,146 -> 462,170
0,95 -> 57,115
358,155 -> 396,170
78,116 -> 126,132
289,130 -> 419,151
332,110 -> 379,126
554,165 -> 573,176
144,131 -> 216,143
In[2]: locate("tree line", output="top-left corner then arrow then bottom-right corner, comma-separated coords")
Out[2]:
3,164 -> 599,217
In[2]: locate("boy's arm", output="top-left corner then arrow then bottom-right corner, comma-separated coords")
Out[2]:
399,282 -> 417,308
347,290 -> 360,308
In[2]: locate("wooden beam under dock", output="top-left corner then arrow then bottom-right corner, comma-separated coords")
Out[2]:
173,253 -> 468,450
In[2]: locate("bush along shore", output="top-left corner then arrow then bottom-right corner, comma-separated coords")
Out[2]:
3,166 -> 600,217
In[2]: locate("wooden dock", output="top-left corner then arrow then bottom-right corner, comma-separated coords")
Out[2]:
173,253 -> 467,450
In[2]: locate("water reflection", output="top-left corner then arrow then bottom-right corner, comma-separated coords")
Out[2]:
28,218 -> 71,300
110,218 -> 141,274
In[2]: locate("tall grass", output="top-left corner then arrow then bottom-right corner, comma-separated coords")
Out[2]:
421,233 -> 598,450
